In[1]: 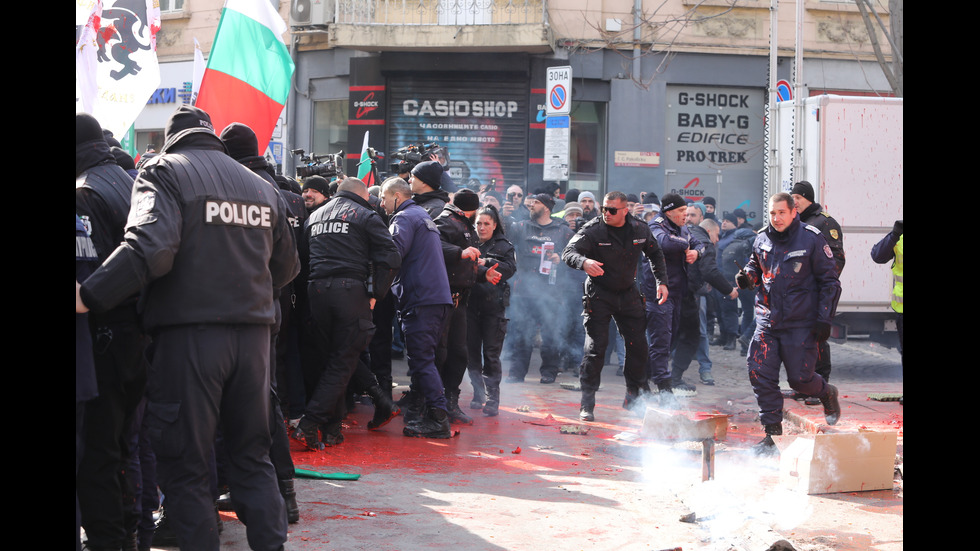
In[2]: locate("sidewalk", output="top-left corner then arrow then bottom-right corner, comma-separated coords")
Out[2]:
158,338 -> 903,551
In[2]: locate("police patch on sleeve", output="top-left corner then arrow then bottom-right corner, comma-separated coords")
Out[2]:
824,244 -> 833,258
829,229 -> 839,240
135,191 -> 156,217
129,190 -> 159,227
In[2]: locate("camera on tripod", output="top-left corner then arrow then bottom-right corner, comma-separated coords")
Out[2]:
292,149 -> 344,179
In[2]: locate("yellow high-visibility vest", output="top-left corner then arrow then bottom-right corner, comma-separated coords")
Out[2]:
891,235 -> 903,314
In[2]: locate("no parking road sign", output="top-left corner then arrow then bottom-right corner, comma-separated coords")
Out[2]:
546,65 -> 571,116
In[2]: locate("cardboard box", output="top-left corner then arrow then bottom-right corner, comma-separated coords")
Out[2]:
778,430 -> 898,494
641,408 -> 730,441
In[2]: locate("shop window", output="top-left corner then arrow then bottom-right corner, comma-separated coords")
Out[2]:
313,100 -> 349,160
568,101 -> 606,196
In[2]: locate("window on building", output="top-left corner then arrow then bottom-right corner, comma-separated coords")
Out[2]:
160,0 -> 185,12
568,101 -> 606,196
312,99 -> 349,167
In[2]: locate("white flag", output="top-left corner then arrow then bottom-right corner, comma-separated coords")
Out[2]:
191,38 -> 206,105
75,0 -> 161,139
75,0 -> 103,115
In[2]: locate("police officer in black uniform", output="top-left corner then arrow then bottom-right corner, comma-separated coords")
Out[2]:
433,189 -> 483,424
562,191 -> 669,422
220,122 -> 303,523
76,105 -> 299,551
75,113 -> 150,551
293,177 -> 401,450
791,181 -> 845,403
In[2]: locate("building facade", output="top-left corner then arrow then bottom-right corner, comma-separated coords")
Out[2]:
137,0 -> 899,223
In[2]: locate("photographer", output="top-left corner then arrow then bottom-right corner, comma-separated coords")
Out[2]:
391,142 -> 456,192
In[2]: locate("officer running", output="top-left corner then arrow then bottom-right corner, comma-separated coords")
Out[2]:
736,192 -> 842,456
562,191 -> 669,422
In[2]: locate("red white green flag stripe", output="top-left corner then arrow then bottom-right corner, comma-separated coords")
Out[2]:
195,0 -> 294,151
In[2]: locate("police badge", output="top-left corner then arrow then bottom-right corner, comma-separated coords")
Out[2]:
829,229 -> 839,240
824,244 -> 833,258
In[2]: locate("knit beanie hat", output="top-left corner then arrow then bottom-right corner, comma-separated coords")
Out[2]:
533,193 -> 555,212
162,105 -> 218,153
790,181 -> 815,203
660,193 -> 686,212
303,175 -> 330,195
219,122 -> 259,160
563,202 -> 583,216
411,161 -> 443,189
452,189 -> 480,212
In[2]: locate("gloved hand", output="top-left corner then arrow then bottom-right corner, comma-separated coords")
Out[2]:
735,269 -> 753,290
812,321 -> 832,342
892,220 -> 903,236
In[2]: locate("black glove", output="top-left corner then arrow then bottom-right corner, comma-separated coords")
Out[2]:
735,269 -> 753,290
812,321 -> 832,342
892,220 -> 903,236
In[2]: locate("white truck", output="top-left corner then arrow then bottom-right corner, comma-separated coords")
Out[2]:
773,94 -> 903,347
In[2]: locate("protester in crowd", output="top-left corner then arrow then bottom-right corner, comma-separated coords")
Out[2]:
640,194 -> 704,400
466,205 -> 517,416
505,193 -> 574,384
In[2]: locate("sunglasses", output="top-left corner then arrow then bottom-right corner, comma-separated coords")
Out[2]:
601,206 -> 622,215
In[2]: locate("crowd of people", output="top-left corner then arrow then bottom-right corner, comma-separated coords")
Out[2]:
77,105 -> 877,550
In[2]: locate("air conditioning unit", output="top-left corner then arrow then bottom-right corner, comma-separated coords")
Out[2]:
290,0 -> 334,27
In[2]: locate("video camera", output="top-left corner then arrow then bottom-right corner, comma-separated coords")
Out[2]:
292,149 -> 344,180
389,142 -> 447,175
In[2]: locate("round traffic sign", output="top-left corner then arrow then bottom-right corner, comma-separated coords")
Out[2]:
550,84 -> 567,111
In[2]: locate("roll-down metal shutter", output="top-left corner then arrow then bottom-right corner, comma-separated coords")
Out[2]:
388,76 -> 528,192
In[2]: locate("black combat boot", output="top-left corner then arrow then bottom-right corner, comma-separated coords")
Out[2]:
403,406 -> 453,439
820,384 -> 841,425
445,389 -> 474,425
292,417 -> 325,451
400,390 -> 425,424
752,423 -> 782,456
366,385 -> 400,429
483,383 -> 500,417
279,478 -> 300,524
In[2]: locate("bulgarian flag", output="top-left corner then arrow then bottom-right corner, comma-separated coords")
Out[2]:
195,0 -> 294,151
356,132 -> 376,188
